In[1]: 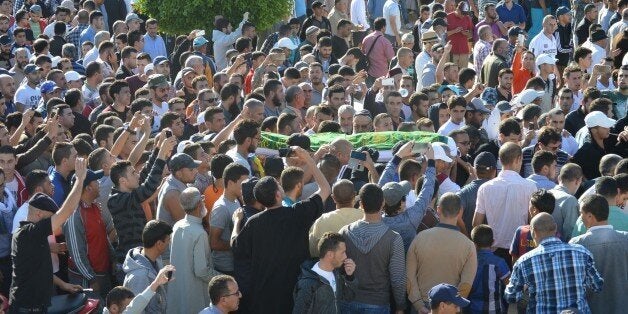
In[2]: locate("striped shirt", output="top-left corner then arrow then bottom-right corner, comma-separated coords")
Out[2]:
521,144 -> 569,178
469,249 -> 510,314
505,237 -> 604,313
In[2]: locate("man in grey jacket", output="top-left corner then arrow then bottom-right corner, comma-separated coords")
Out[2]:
549,163 -> 583,241
339,183 -> 406,314
104,265 -> 174,314
570,194 -> 628,314
122,220 -> 173,313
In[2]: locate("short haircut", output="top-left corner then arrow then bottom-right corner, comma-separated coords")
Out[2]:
180,187 -> 202,214
582,87 -> 602,103
458,68 -> 476,85
109,80 -> 129,99
563,64 -> 582,79
471,224 -> 493,247
263,79 -> 283,97
499,118 -> 521,136
280,167 -> 304,192
210,154 -> 234,180
233,120 -> 260,145
437,192 -> 461,218
106,286 -> 135,309
25,170 -> 50,195
141,219 -> 173,248
613,173 -> 628,193
89,10 -> 103,24
318,232 -> 345,259
52,142 -> 74,166
223,163 -> 250,188
588,98 -> 612,115
204,107 -> 224,123
331,179 -> 354,204
530,212 -> 557,235
558,163 -> 583,183
373,17 -> 386,31
498,142 -> 522,166
159,112 -> 180,130
537,127 -> 561,146
254,176 -> 280,207
120,46 -> 137,60
277,112 -> 298,133
600,154 -> 622,176
110,160 -> 133,187
447,96 -> 466,110
85,61 -> 101,78
580,194 -> 609,222
128,30 -> 144,48
532,150 -> 557,173
530,189 -> 555,214
399,159 -> 421,181
574,47 -> 592,64
595,176 -> 618,199
522,104 -> 542,122
208,275 -> 236,305
359,183 -> 383,214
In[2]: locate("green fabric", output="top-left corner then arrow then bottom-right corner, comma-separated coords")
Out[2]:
260,131 -> 447,151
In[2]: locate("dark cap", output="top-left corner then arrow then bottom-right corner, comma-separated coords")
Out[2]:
29,193 -> 59,213
590,30 -> 608,42
147,74 -> 169,88
241,177 -> 259,205
72,169 -> 104,189
287,134 -> 313,151
153,56 -> 169,66
0,35 -> 11,46
496,101 -> 512,113
466,98 -> 491,114
388,67 -> 403,77
264,156 -> 284,177
429,284 -> 470,308
168,153 -> 201,172
556,6 -> 570,16
474,152 -> 497,170
432,17 -> 447,27
312,1 -> 325,9
24,64 -> 40,75
181,67 -> 195,76
507,26 -> 524,37
288,18 -> 300,25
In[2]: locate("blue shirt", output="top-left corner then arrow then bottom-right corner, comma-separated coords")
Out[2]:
143,34 -> 168,60
293,0 -> 306,18
80,26 -> 97,47
50,169 -> 71,206
495,2 -> 526,25
527,174 -> 556,190
468,249 -> 510,314
504,237 -> 604,314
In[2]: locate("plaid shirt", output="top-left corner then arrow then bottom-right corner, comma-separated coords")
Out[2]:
65,24 -> 89,53
505,237 -> 604,314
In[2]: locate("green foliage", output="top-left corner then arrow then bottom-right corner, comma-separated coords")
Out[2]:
135,0 -> 293,35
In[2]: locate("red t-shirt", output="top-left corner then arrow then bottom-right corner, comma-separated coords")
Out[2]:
80,202 -> 111,272
446,12 -> 474,54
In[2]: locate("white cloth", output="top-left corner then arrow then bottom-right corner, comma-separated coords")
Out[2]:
312,262 -> 337,292
438,177 -> 461,197
589,43 -> 607,74
383,0 -> 401,37
570,90 -> 583,112
528,32 -> 557,60
596,78 -> 616,92
475,170 -> 538,249
151,101 -> 168,132
226,148 -> 252,176
414,51 -> 431,91
350,0 -> 370,29
437,119 -> 465,136
608,20 -> 628,41
83,47 -> 99,66
14,84 -> 41,109
484,107 -> 501,140
560,133 -> 579,156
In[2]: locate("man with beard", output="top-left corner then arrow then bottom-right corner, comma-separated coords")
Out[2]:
148,74 -> 170,132
408,92 -> 430,122
219,83 -> 242,124
0,74 -> 16,115
314,37 -> 337,75
226,119 -> 260,177
14,64 -> 41,111
0,35 -> 12,69
308,63 -> 324,106
9,48 -> 28,85
602,64 -> 628,120
481,68 -> 513,107
262,79 -> 285,118
473,4 -> 508,42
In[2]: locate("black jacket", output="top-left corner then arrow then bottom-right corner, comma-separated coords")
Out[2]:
292,259 -> 356,314
299,16 -> 332,41
103,0 -> 128,32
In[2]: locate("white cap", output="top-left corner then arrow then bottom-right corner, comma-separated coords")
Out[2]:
432,142 -> 453,163
584,111 -> 616,128
60,0 -> 76,11
196,110 -> 206,126
535,53 -> 557,66
144,63 -> 154,75
51,56 -> 61,68
176,140 -> 193,154
513,89 -> 545,105
274,37 -> 298,50
65,71 -> 82,82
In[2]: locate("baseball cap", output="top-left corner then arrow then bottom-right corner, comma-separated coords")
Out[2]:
71,170 -> 104,189
176,140 -> 193,154
437,84 -> 460,96
507,26 -> 524,37
312,1 -> 325,9
584,111 -> 616,128
125,13 -> 144,23
29,193 -> 59,213
496,101 -> 513,113
168,153 -> 201,172
513,89 -> 544,105
29,4 -> 42,14
60,0 -> 77,12
143,63 -> 155,75
474,152 -> 497,170
24,64 -> 40,75
153,56 -> 169,66
147,74 -> 169,88
0,35 -> 11,46
40,81 -> 58,94
535,53 -> 557,66
432,17 -> 447,28
275,37 -> 298,50
294,61 -> 309,71
181,67 -> 195,76
51,56 -> 61,68
466,98 -> 491,114
590,30 -> 608,42
306,26 -> 320,36
556,6 -> 570,16
287,134 -> 313,152
432,142 -> 453,163
429,284 -> 470,308
382,181 -> 412,206
193,36 -> 209,47
422,30 -> 438,42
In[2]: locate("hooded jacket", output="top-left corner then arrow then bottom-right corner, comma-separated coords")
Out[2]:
339,220 -> 406,309
292,259 -> 356,314
122,247 -> 165,314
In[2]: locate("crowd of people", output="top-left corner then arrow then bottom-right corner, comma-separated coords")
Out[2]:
0,0 -> 626,313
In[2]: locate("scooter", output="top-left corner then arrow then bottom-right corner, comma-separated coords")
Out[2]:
47,291 -> 99,314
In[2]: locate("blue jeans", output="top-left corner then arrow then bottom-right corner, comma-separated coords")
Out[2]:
340,301 -> 391,314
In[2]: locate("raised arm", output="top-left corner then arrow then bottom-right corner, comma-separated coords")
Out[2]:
51,158 -> 86,232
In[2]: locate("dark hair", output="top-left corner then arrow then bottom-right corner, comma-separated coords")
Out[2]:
88,147 -> 109,171
109,80 -> 130,99
85,61 -> 101,78
573,47 -> 593,64
54,21 -> 66,35
223,163 -> 250,188
89,10 -> 103,24
220,82 -> 241,102
318,121 -> 342,133
447,96 -> 466,110
25,170 -> 50,195
588,98 -> 612,115
233,120 -> 260,145
72,138 -> 93,157
110,160 -> 132,187
582,87 -> 602,103
359,183 -> 383,214
128,30 -> 144,48
530,189 -> 555,214
437,192 -> 461,217
254,176 -> 280,207
318,232 -> 345,259
373,17 -> 386,31
537,126 -> 561,146
595,176 -> 618,198
208,275 -> 236,304
280,167 -> 304,192
62,88 -> 81,109
106,286 -> 135,308
52,142 -> 74,166
130,98 -> 152,114
210,154 -> 234,180
532,150 -> 557,173
399,159 -> 421,181
263,79 -> 283,97
499,118 -> 521,136
580,194 -> 609,221
33,39 -> 49,55
458,68 -> 476,85
142,220 -> 173,248
159,112 -> 180,130
558,163 -> 583,183
471,224 -> 493,247
614,173 -> 628,193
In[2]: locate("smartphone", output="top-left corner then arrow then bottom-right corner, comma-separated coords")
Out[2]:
382,78 -> 394,86
278,147 -> 292,157
165,130 -> 173,137
348,151 -> 367,171
411,141 -> 429,156
166,270 -> 173,281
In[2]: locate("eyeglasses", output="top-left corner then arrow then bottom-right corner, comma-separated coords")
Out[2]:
223,290 -> 242,298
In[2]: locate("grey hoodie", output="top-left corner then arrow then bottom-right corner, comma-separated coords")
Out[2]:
122,247 -> 165,314
340,220 -> 406,309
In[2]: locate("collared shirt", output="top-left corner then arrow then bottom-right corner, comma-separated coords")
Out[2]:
527,174 -> 557,190
143,34 -> 167,60
382,0 -> 401,37
473,39 -> 492,73
505,237 -> 604,313
476,170 -> 538,249
65,24 -> 89,54
80,25 -> 97,47
572,206 -> 628,238
495,2 -> 526,26
350,0 -> 370,29
589,42 -> 607,74
414,51 -> 431,91
469,249 -> 510,313
361,30 -> 394,78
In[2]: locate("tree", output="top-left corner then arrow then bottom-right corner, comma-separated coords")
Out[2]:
135,0 -> 293,35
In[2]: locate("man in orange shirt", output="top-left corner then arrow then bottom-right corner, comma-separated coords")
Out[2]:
511,48 -> 535,95
202,154 -> 233,232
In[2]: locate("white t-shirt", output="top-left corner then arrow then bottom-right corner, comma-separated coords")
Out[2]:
14,84 -> 41,109
350,0 -> 370,29
589,43 -> 607,74
383,0 -> 401,37
312,262 -> 337,293
5,177 -> 18,202
437,119 -> 465,136
528,32 -> 557,59
152,101 -> 169,132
